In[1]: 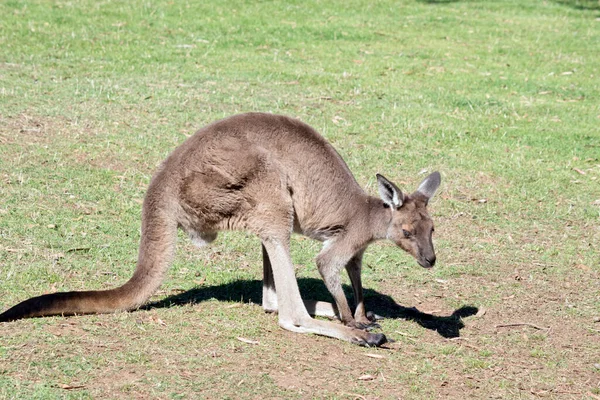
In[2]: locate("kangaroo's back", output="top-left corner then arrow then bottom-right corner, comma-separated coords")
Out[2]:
168,113 -> 368,236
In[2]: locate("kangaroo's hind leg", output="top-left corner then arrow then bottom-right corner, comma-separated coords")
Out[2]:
262,239 -> 339,319
262,243 -> 278,313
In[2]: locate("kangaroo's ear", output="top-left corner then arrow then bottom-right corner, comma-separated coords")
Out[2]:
416,171 -> 441,202
376,174 -> 404,209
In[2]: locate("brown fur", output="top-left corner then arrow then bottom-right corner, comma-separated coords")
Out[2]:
0,113 -> 441,346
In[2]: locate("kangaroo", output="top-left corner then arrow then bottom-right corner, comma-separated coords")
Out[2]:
0,113 -> 441,346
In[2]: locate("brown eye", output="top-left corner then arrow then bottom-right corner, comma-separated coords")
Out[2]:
402,229 -> 411,238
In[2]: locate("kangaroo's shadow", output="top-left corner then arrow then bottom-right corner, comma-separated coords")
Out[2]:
144,278 -> 477,339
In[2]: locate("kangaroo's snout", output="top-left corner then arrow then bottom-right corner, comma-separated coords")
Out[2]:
418,255 -> 436,269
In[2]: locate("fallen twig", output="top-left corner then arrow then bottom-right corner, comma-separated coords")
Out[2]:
444,337 -> 481,351
58,384 -> 85,390
587,392 -> 600,400
358,374 -> 375,381
495,322 -> 549,331
236,337 -> 259,345
343,393 -> 366,400
66,247 -> 91,253
364,353 -> 384,359
394,331 -> 417,342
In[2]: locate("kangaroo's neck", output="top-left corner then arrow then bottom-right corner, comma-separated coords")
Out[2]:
367,197 -> 392,242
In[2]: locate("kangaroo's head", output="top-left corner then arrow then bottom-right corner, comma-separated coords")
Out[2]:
376,172 -> 441,269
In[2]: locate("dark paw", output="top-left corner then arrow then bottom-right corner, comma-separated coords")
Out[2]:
355,321 -> 381,331
351,332 -> 388,347
367,332 -> 387,347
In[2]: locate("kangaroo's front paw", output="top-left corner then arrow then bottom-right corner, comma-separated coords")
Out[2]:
350,311 -> 384,330
351,332 -> 387,347
352,316 -> 382,331
345,319 -> 374,331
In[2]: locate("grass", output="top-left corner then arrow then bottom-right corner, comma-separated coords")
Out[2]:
1,0 -> 599,398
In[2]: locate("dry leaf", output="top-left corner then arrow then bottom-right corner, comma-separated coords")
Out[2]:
358,374 -> 375,381
475,307 -> 487,318
194,277 -> 206,286
236,337 -> 259,345
149,316 -> 166,326
573,168 -> 586,175
364,353 -> 384,359
575,263 -> 590,271
331,116 -> 346,125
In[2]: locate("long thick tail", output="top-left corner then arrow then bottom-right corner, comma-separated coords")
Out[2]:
0,191 -> 178,323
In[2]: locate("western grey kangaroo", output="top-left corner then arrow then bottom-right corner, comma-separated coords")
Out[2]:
0,113 -> 441,346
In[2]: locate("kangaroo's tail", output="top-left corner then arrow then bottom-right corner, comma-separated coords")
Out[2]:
0,186 -> 178,322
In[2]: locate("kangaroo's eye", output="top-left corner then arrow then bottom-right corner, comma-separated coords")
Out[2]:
432,227 -> 435,233
402,229 -> 412,238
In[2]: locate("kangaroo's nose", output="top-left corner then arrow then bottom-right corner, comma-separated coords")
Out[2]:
418,254 -> 436,269
425,256 -> 436,267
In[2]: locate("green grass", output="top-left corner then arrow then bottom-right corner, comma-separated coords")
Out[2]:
1,0 -> 599,398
